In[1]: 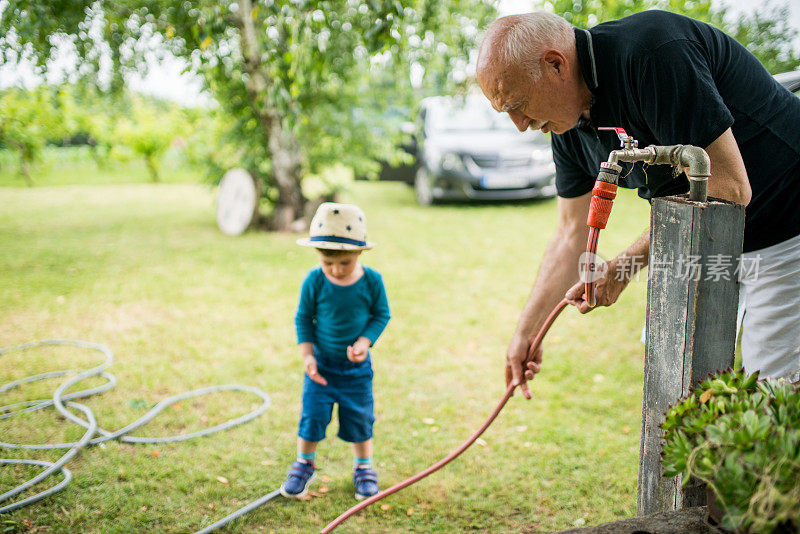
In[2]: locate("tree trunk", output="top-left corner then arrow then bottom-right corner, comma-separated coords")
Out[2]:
88,138 -> 108,168
19,146 -> 33,187
236,0 -> 307,231
144,154 -> 160,183
267,121 -> 305,230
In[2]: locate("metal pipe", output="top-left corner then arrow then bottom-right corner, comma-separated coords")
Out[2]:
676,145 -> 710,202
607,146 -> 656,167
649,145 -> 711,202
605,144 -> 711,202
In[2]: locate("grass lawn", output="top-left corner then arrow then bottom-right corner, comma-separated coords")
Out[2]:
1,165 -> 653,533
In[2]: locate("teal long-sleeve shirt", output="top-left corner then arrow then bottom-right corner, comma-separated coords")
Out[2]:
295,266 -> 391,360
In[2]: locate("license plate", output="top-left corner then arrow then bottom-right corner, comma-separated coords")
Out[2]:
480,174 -> 529,189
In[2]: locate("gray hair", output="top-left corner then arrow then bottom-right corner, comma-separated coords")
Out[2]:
481,12 -> 574,82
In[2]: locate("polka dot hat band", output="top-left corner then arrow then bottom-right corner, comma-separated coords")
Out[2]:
296,202 -> 375,251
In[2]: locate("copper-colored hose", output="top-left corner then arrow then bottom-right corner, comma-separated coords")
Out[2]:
584,226 -> 601,308
320,299 -> 570,533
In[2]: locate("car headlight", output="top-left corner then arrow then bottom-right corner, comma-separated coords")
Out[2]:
424,147 -> 441,169
531,148 -> 552,163
440,152 -> 465,171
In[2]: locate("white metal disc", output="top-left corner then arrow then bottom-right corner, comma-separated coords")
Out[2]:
216,168 -> 257,236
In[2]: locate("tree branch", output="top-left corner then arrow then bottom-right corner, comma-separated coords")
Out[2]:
234,0 -> 275,133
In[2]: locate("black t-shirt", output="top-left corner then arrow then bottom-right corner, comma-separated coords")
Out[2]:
553,10 -> 800,252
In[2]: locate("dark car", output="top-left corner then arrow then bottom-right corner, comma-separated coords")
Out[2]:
410,95 -> 556,205
380,73 -> 798,200
775,69 -> 800,95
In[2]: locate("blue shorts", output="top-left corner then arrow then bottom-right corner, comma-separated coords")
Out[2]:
297,356 -> 374,443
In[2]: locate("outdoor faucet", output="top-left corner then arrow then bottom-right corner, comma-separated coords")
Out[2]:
597,127 -> 710,202
582,127 -> 712,308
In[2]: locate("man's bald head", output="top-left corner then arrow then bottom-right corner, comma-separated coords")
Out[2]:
477,12 -> 574,89
476,12 -> 591,136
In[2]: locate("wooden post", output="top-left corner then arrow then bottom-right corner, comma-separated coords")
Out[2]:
637,195 -> 745,515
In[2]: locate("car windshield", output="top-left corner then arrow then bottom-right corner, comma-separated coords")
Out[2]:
427,97 -> 542,137
775,70 -> 800,96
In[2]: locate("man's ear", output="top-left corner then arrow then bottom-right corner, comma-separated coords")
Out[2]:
542,50 -> 569,79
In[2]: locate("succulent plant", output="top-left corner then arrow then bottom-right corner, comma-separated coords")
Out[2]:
661,369 -> 800,533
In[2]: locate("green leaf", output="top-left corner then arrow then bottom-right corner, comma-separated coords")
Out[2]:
706,424 -> 728,445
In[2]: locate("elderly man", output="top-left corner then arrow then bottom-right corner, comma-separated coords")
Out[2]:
477,10 -> 800,397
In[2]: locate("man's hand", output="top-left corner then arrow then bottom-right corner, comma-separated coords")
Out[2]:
505,331 -> 542,400
566,256 -> 634,313
303,354 -> 328,386
347,336 -> 371,363
500,194 -> 592,400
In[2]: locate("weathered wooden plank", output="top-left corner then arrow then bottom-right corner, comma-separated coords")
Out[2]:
637,195 -> 745,516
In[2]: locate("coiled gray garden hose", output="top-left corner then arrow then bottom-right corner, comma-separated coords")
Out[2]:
1,339 -> 280,532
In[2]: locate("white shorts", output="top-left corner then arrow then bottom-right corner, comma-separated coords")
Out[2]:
640,233 -> 800,382
736,232 -> 800,382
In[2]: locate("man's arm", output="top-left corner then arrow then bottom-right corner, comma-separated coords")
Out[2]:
507,192 -> 591,398
704,128 -> 751,205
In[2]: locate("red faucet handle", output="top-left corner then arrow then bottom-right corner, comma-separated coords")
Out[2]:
598,127 -> 630,146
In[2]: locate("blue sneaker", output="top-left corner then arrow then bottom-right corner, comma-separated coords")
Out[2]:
353,466 -> 379,500
280,461 -> 316,498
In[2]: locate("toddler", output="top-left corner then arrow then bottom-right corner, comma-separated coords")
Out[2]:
280,202 -> 390,500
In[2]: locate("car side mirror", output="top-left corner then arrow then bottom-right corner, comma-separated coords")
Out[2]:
400,121 -> 416,135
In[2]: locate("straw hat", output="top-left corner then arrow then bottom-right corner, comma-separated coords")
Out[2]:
296,202 -> 375,250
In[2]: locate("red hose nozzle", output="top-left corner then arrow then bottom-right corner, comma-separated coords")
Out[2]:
587,181 -> 618,230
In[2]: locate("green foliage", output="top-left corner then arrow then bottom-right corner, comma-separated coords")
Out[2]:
547,0 -> 721,28
546,0 -> 800,74
0,86 -> 65,184
728,4 -> 800,75
179,107 -> 243,183
0,0 -> 496,215
112,96 -> 185,182
56,85 -> 120,166
0,84 -> 195,184
661,369 -> 800,533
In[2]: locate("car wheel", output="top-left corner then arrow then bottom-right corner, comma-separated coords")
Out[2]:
415,167 -> 434,206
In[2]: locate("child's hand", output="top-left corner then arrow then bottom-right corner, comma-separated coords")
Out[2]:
346,337 -> 371,363
303,354 -> 328,385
